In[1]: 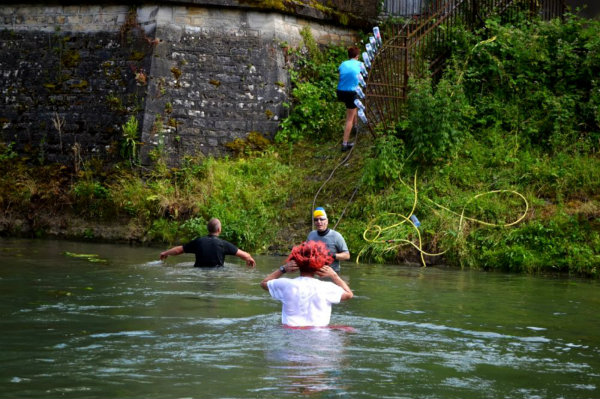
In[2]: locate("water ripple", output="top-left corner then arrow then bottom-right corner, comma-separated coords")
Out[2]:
89,330 -> 155,338
368,316 -> 551,343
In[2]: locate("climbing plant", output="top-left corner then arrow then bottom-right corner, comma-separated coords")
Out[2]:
121,115 -> 140,166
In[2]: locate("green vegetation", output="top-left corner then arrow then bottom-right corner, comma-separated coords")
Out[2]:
275,26 -> 347,143
353,12 -> 600,275
121,115 -> 140,167
0,14 -> 598,277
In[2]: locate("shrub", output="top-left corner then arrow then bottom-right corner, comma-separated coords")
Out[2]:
457,14 -> 600,152
361,133 -> 406,190
275,28 -> 347,143
71,180 -> 111,218
398,77 -> 471,164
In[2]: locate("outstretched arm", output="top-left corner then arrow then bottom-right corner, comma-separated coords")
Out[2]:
160,245 -> 184,261
316,265 -> 353,301
236,249 -> 256,268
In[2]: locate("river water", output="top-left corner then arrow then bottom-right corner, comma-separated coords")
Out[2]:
0,238 -> 598,399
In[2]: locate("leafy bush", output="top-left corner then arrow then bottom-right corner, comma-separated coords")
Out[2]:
276,81 -> 344,143
180,217 -> 207,238
457,14 -> 600,152
71,180 -> 111,218
398,77 -> 471,164
470,218 -> 600,276
275,28 -> 348,143
361,133 -> 406,190
0,141 -> 17,162
147,218 -> 181,243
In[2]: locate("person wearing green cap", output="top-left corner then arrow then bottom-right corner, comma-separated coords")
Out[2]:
307,207 -> 350,272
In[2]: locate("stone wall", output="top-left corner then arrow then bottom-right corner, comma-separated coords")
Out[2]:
159,0 -> 380,27
0,4 -> 359,166
0,6 -> 152,165
140,6 -> 357,164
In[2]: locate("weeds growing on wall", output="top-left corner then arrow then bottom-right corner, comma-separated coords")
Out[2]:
121,115 -> 140,167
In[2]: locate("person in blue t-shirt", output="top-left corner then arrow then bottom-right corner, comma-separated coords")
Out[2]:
336,46 -> 362,152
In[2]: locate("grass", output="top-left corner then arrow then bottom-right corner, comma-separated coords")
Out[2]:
0,123 -> 598,276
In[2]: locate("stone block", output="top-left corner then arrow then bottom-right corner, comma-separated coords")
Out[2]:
192,118 -> 211,127
81,5 -> 102,15
62,6 -> 81,15
214,120 -> 247,131
175,16 -> 192,25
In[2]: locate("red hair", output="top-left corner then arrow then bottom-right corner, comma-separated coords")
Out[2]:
287,241 -> 334,273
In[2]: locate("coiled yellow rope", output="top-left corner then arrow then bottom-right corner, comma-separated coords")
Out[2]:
357,170 -> 529,266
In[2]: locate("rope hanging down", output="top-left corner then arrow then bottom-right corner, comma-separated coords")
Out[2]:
357,171 -> 529,266
311,128 -> 362,231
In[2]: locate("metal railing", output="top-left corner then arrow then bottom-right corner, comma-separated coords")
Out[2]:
367,0 -> 566,131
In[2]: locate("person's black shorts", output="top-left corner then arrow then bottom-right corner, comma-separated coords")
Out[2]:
336,90 -> 357,109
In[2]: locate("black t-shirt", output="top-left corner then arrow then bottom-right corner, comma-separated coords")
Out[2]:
182,235 -> 238,267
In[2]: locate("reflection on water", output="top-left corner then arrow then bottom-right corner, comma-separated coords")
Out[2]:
264,327 -> 350,397
0,238 -> 599,399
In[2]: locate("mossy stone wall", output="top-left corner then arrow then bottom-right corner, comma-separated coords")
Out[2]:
0,4 -> 362,166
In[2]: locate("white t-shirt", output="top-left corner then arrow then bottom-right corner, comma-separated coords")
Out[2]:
267,276 -> 345,327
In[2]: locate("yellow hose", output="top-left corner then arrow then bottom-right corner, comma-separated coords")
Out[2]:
357,170 -> 529,266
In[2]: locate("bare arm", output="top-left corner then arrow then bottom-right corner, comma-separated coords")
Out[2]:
333,251 -> 350,262
260,261 -> 298,291
316,265 -> 353,301
236,249 -> 256,268
160,245 -> 184,261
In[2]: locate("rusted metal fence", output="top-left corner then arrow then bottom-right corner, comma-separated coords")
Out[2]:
366,0 -> 566,131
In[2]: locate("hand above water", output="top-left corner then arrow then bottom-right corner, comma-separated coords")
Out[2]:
315,265 -> 338,278
283,260 -> 299,273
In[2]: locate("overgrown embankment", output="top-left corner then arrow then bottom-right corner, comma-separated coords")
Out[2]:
1,15 -> 599,276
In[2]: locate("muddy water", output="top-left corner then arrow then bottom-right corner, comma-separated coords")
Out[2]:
1,238 -> 598,398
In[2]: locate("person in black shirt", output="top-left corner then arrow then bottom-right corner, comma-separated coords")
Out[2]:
159,218 -> 256,268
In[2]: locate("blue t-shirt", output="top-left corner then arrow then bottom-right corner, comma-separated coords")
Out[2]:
337,59 -> 362,92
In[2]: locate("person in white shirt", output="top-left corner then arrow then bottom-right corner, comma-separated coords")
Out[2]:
261,241 -> 353,327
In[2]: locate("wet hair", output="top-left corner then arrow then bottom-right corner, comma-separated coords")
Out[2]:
287,241 -> 334,273
348,46 -> 360,59
207,218 -> 221,234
